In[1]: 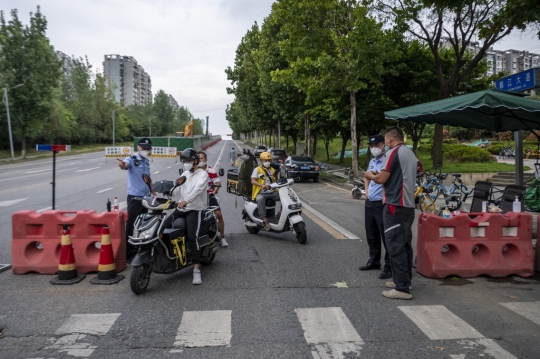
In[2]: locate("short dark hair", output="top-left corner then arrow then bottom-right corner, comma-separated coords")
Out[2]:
198,151 -> 207,159
385,126 -> 404,141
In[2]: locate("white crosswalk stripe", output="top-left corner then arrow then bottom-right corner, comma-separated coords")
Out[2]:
399,305 -> 517,359
44,313 -> 121,358
171,310 -> 232,352
500,301 -> 540,326
295,307 -> 364,359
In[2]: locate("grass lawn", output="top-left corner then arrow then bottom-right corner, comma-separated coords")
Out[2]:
249,137 -> 524,173
0,142 -> 133,162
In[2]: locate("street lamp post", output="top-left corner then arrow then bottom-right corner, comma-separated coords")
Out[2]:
2,83 -> 24,161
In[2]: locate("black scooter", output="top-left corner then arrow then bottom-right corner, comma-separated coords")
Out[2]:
128,174 -> 220,294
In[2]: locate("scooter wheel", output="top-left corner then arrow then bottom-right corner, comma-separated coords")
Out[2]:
246,226 -> 259,234
352,188 -> 362,199
294,222 -> 308,244
201,253 -> 216,266
130,263 -> 152,295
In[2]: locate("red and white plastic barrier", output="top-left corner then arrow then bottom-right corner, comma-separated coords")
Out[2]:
417,212 -> 534,278
12,210 -> 127,274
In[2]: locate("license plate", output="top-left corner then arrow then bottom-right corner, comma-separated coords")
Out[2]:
448,201 -> 458,208
301,166 -> 310,170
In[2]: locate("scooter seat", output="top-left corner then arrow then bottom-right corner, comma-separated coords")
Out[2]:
172,217 -> 187,229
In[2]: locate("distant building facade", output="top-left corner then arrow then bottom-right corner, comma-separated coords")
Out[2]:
56,51 -> 73,79
103,54 -> 152,106
485,48 -> 540,77
168,94 -> 180,109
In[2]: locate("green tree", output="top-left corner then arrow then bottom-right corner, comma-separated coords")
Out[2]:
372,0 -> 540,166
0,7 -> 61,157
153,90 -> 176,136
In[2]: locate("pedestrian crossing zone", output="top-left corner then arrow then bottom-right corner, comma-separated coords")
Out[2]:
5,301 -> 539,359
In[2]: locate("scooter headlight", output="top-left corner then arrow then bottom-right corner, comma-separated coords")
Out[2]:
288,203 -> 302,210
141,222 -> 159,239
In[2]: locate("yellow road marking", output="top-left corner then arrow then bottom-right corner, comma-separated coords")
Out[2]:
302,207 -> 347,240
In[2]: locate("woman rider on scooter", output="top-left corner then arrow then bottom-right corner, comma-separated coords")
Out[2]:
172,148 -> 209,285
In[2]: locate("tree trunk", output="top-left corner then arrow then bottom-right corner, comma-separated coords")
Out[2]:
312,133 -> 317,157
21,136 -> 26,159
325,139 -> 330,160
305,114 -> 311,156
286,135 -> 289,149
292,136 -> 297,154
350,90 -> 358,177
340,132 -> 349,163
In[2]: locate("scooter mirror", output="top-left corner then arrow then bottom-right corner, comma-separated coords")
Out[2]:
178,168 -> 184,176
219,168 -> 224,176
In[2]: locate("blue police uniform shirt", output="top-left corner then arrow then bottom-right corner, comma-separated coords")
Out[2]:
367,155 -> 384,201
123,153 -> 151,196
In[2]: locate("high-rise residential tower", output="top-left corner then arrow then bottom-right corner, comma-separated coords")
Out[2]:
103,54 -> 152,106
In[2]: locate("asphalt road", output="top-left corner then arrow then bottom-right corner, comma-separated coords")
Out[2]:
0,140 -> 539,359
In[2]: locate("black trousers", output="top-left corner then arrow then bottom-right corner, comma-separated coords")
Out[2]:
364,200 -> 391,271
126,195 -> 148,257
383,205 -> 415,294
173,209 -> 203,264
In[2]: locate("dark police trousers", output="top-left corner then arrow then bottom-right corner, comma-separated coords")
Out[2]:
365,199 -> 391,272
383,204 -> 415,294
126,194 -> 148,257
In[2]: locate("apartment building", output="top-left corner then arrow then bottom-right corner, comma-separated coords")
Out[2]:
168,94 -> 180,109
484,48 -> 539,77
103,54 -> 152,106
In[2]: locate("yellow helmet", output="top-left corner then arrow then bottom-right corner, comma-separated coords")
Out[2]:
260,152 -> 272,161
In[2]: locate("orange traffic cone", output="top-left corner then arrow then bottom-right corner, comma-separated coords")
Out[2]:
50,225 -> 85,285
90,225 -> 125,284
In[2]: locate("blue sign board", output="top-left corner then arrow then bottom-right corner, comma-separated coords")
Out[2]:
495,68 -> 538,92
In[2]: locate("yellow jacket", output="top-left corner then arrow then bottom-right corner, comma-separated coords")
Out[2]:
251,166 -> 276,200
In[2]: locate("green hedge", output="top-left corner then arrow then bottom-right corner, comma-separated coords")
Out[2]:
442,144 -> 494,163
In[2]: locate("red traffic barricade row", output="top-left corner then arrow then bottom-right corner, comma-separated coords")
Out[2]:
12,210 -> 127,275
417,212 -> 534,279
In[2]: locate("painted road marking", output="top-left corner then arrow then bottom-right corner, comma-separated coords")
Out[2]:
399,305 -> 483,340
399,305 -> 516,359
45,313 -> 120,357
0,198 -> 27,206
295,307 -> 364,359
172,310 -> 232,351
119,201 -> 127,210
301,202 -> 360,240
37,207 -> 52,213
213,140 -> 228,169
96,188 -> 113,194
302,207 -> 345,239
500,301 -> 540,326
25,168 -> 51,174
153,171 -> 160,174
75,167 -> 100,172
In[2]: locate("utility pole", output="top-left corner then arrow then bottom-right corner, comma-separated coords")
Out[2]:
112,109 -> 119,146
2,83 -> 24,161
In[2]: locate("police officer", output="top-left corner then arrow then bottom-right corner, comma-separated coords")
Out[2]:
118,138 -> 153,262
359,134 -> 392,279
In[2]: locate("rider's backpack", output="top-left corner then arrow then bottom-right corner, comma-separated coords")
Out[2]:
238,151 -> 257,198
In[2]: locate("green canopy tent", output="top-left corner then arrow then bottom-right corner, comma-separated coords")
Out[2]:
384,89 -> 540,185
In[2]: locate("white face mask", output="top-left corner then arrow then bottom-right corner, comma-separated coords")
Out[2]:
139,150 -> 149,158
263,161 -> 271,168
198,161 -> 206,167
183,162 -> 193,171
370,147 -> 382,157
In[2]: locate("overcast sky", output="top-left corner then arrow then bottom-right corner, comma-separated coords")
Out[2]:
2,1 -> 539,136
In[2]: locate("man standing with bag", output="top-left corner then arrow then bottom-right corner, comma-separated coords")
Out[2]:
363,127 -> 416,300
359,135 -> 392,280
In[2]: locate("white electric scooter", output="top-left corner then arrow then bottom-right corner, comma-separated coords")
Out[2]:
242,177 -> 307,244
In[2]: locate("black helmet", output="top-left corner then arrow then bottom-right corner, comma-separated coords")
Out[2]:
180,148 -> 199,162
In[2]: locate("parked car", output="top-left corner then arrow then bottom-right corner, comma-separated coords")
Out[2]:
270,149 -> 288,169
253,145 -> 267,158
281,155 -> 320,182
